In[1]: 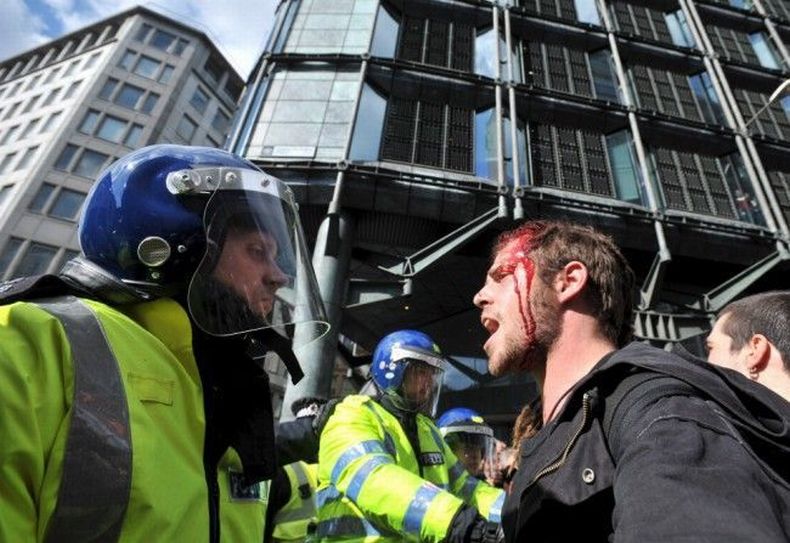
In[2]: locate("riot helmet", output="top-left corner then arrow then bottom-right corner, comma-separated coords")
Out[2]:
437,407 -> 495,478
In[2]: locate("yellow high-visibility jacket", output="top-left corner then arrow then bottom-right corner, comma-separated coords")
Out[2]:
315,395 -> 504,542
273,461 -> 319,542
0,296 -> 269,542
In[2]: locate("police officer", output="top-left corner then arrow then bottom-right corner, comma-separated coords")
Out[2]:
0,145 -> 328,541
314,330 -> 504,542
437,408 -> 497,481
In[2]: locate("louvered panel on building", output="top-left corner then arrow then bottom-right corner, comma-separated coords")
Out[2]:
582,131 -> 614,196
677,151 -> 712,214
762,0 -> 780,18
527,42 -> 546,87
768,171 -> 790,223
531,124 -> 558,187
446,105 -> 473,172
399,17 -> 425,63
416,102 -> 445,168
654,148 -> 688,210
670,73 -> 703,122
557,127 -> 585,191
426,19 -> 449,68
381,98 -> 417,163
768,101 -> 790,140
521,0 -> 540,15
733,29 -> 760,65
652,69 -> 680,117
557,0 -> 577,21
749,90 -> 780,139
711,27 -> 733,61
612,2 -> 636,34
631,65 -> 659,112
733,89 -> 755,126
631,6 -> 654,40
546,44 -> 570,92
698,155 -> 736,218
539,0 -> 558,17
568,48 -> 592,97
648,8 -> 673,44
451,23 -> 474,71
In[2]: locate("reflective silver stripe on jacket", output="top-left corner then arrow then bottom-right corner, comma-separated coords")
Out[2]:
37,297 -> 132,542
274,462 -> 317,524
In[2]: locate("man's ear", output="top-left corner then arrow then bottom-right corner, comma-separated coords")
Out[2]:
747,334 -> 771,373
555,261 -> 588,304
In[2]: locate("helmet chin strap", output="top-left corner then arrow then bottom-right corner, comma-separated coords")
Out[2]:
248,328 -> 304,385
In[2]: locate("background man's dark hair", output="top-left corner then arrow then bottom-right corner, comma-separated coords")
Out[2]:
719,290 -> 790,371
495,220 -> 635,347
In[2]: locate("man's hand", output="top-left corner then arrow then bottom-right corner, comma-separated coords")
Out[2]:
447,506 -> 504,543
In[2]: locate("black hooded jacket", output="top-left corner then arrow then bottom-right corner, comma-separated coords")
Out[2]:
504,342 -> 790,542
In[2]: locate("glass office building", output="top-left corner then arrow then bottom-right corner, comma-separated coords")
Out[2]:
233,0 -> 789,428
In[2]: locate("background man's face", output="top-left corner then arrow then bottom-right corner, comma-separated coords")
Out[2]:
400,361 -> 441,413
706,313 -> 750,375
213,228 -> 288,319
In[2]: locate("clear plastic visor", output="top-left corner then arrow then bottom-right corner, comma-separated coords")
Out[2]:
445,431 -> 496,478
398,359 -> 444,417
187,167 -> 328,346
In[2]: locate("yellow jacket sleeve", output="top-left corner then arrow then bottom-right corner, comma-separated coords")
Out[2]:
318,396 -> 464,542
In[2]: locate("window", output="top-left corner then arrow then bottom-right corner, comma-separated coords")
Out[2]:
0,86 -> 6,100
22,94 -> 41,114
135,23 -> 153,42
13,242 -> 58,277
371,5 -> 399,58
141,93 -> 159,114
44,67 -> 60,84
29,182 -> 55,212
84,52 -> 101,70
15,146 -> 38,170
0,185 -> 12,207
689,72 -> 725,124
62,81 -> 81,100
176,115 -> 198,142
124,124 -> 144,147
189,87 -> 210,113
204,57 -> 224,82
397,16 -> 474,71
118,49 -> 136,70
73,149 -> 109,178
96,115 -> 127,143
749,33 -> 780,70
63,59 -> 80,77
41,87 -> 59,107
78,110 -> 100,134
158,65 -> 175,84
589,50 -> 619,102
25,74 -> 41,91
99,78 -> 118,100
151,29 -> 177,52
133,55 -> 161,79
173,38 -> 189,56
57,249 -> 80,270
19,118 -> 39,139
4,101 -> 21,120
40,111 -> 62,133
0,238 -> 23,276
575,0 -> 601,25
54,144 -> 79,171
114,83 -> 144,109
0,153 -> 17,174
0,125 -> 19,145
474,29 -> 497,78
49,188 -> 85,220
212,109 -> 231,133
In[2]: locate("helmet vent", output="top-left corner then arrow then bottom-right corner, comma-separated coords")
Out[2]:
138,236 -> 171,267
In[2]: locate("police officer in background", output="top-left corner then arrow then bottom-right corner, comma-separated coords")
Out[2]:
0,145 -> 328,541
437,408 -> 499,484
315,329 -> 504,542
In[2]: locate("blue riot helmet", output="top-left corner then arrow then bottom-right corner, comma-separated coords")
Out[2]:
437,408 -> 495,478
371,330 -> 447,417
78,145 -> 328,361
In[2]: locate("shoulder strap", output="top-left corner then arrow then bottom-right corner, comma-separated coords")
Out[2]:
35,296 -> 132,543
602,370 -> 695,460
0,274 -> 74,304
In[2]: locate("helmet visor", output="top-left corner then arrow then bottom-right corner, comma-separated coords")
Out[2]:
187,167 -> 328,346
399,359 -> 444,417
444,430 -> 495,478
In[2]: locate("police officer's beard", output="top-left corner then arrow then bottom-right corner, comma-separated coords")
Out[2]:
193,277 -> 268,335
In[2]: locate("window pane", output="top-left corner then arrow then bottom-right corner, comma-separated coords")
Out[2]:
151,29 -> 176,51
0,125 -> 19,145
606,130 -> 642,204
54,144 -> 78,171
44,67 -> 60,84
749,33 -> 780,69
22,94 -> 40,114
349,84 -> 386,160
96,115 -> 127,143
575,0 -> 601,25
42,87 -> 59,106
84,52 -> 100,70
124,124 -> 144,147
173,38 -> 189,56
133,55 -> 160,79
20,118 -> 40,139
15,146 -> 38,170
370,6 -> 399,58
72,149 -> 109,178
141,93 -> 159,114
0,153 -> 17,174
99,78 -> 118,100
63,81 -> 80,100
204,58 -> 223,82
40,111 -> 61,133
0,185 -> 12,208
29,182 -> 55,212
665,11 -> 695,48
135,23 -> 153,42
49,189 -> 85,220
589,50 -> 619,103
474,108 -> 497,179
474,29 -> 497,78
14,242 -> 58,277
158,65 -> 174,84
190,87 -> 210,113
118,49 -> 135,70
79,110 -> 100,134
212,109 -> 230,133
115,84 -> 144,109
0,238 -> 23,276
176,115 -> 197,142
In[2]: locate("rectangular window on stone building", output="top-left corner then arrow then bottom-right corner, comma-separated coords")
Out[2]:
49,188 -> 86,220
141,93 -> 159,114
118,49 -> 136,70
204,57 -> 224,83
176,115 -> 198,143
42,87 -> 60,107
212,109 -> 230,134
0,185 -> 12,208
190,87 -> 210,114
72,149 -> 109,178
158,65 -> 175,84
20,118 -> 39,140
0,153 -> 17,174
22,94 -> 41,114
0,125 -> 19,146
134,55 -> 161,79
3,101 -> 21,121
15,146 -> 38,171
114,83 -> 144,109
13,242 -> 58,278
96,115 -> 128,143
78,110 -> 100,134
135,23 -> 153,43
62,81 -> 81,100
29,182 -> 56,212
44,66 -> 60,85
40,111 -> 61,133
0,238 -> 23,277
54,144 -> 78,171
151,29 -> 177,52
124,124 -> 144,147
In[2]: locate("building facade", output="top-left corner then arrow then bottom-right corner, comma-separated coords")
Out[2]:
232,0 -> 790,427
0,6 -> 242,280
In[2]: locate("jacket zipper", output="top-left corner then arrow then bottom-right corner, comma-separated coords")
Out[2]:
527,392 -> 592,487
